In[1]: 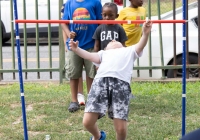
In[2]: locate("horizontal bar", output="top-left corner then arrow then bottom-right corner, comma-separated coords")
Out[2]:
15,20 -> 187,24
1,64 -> 199,73
0,68 -> 59,73
134,65 -> 200,70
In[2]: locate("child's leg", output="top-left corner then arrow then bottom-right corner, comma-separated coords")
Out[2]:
106,78 -> 130,140
69,79 -> 79,103
113,118 -> 127,140
83,112 -> 101,140
78,76 -> 83,94
65,51 -> 84,112
86,76 -> 93,93
84,77 -> 108,139
77,76 -> 85,105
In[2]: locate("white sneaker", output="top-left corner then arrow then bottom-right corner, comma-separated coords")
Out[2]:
77,93 -> 85,105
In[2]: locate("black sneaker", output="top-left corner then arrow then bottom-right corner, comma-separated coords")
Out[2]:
68,102 -> 80,112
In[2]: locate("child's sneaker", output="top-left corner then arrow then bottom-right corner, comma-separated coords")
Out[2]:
77,93 -> 85,105
90,131 -> 106,140
68,102 -> 80,112
100,131 -> 106,140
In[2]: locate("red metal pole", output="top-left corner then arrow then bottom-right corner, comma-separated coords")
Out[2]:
15,19 -> 186,24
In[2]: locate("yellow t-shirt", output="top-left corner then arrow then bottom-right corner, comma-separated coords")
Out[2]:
117,7 -> 146,46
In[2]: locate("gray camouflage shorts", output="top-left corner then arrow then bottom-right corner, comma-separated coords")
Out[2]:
85,77 -> 131,121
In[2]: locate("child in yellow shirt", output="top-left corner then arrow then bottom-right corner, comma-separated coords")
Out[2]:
117,0 -> 146,46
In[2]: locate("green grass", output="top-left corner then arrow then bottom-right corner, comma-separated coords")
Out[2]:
142,0 -> 197,16
0,81 -> 200,140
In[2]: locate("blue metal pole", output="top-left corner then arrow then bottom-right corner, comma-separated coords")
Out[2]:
12,0 -> 28,139
182,0 -> 186,136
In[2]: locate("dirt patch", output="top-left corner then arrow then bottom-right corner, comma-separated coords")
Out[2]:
26,104 -> 33,111
12,116 -> 22,125
10,103 -> 21,108
28,131 -> 46,136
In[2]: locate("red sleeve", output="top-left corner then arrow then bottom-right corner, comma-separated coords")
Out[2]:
114,0 -> 123,6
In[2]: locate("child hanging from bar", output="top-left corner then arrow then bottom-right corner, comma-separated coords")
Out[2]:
69,20 -> 152,140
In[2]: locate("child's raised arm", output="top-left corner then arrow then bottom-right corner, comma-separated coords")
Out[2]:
135,20 -> 152,54
69,39 -> 101,64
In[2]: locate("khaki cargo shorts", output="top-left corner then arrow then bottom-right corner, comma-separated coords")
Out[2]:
64,48 -> 96,79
